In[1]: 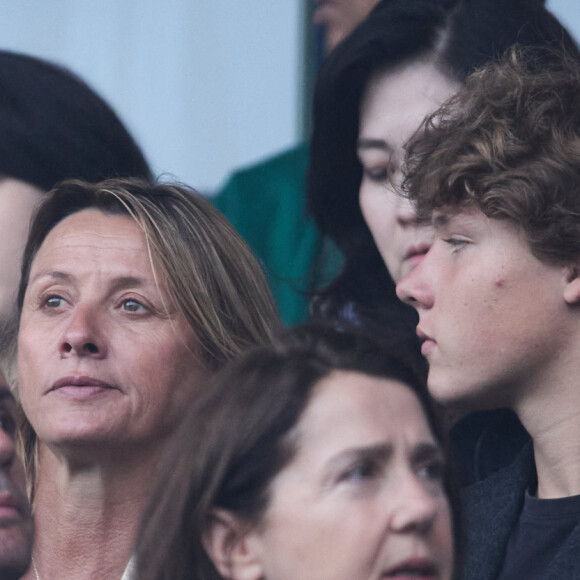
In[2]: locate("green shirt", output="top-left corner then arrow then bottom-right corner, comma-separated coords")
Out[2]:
213,143 -> 342,325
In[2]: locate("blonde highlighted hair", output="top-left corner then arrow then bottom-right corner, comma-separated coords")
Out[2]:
15,177 -> 281,496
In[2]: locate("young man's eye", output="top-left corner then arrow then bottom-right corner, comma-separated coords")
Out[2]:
442,238 -> 469,252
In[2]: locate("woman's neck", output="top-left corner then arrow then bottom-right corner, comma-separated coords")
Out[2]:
23,441 -> 164,580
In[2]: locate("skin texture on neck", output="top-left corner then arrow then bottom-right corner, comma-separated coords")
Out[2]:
23,440 -> 167,580
514,357 -> 580,499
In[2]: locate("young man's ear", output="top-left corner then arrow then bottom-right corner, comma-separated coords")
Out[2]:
202,509 -> 265,580
563,265 -> 580,305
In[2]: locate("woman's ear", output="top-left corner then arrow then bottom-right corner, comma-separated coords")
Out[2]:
563,265 -> 580,305
202,509 -> 265,580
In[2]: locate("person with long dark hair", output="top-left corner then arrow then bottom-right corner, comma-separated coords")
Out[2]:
137,324 -> 461,580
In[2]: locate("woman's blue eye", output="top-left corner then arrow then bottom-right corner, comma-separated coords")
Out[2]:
121,299 -> 147,313
365,168 -> 389,182
45,296 -> 65,308
363,165 -> 398,184
418,460 -> 445,483
341,460 -> 379,482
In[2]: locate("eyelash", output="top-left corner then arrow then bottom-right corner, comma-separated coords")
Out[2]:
37,293 -> 151,316
363,167 -> 392,183
120,298 -> 149,314
339,459 -> 381,483
417,459 -> 445,483
40,294 -> 68,310
442,238 -> 469,252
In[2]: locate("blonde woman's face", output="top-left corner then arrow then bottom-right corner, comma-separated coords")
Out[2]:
18,209 -> 207,454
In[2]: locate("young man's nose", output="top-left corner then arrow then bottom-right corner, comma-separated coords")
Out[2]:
396,259 -> 434,309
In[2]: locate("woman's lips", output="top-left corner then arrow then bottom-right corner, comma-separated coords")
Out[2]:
50,376 -> 118,400
0,490 -> 28,524
404,243 -> 431,267
417,328 -> 436,357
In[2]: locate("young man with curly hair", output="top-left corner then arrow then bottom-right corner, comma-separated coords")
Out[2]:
397,48 -> 580,579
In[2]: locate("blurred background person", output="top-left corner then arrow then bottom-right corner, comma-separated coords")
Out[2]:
212,0 -> 382,326
136,324 -> 459,580
15,179 -> 279,580
0,50 -> 153,399
306,0 -> 578,484
0,50 -> 152,332
0,386 -> 32,580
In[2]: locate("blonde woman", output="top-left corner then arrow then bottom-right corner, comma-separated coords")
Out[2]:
15,178 -> 280,580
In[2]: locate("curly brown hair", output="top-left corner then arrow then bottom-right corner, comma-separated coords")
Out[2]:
404,46 -> 580,265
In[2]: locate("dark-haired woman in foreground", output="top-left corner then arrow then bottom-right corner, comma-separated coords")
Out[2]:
137,324 -> 459,580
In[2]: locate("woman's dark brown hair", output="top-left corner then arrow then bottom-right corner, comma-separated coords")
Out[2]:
307,0 -> 579,324
136,323 -> 461,580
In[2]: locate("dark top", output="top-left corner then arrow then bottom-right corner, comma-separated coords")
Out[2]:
496,488 -> 580,580
450,408 -> 529,486
462,443 -> 580,580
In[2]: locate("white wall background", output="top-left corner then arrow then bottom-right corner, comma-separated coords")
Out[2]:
0,1 -> 302,194
548,0 -> 580,40
0,1 -> 576,194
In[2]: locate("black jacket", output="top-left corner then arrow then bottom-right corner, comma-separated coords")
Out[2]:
461,443 -> 580,579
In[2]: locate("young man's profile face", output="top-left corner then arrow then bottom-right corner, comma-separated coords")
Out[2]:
396,208 -> 569,411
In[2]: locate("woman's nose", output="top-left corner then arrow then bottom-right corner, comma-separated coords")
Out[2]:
396,196 -> 419,226
390,476 -> 439,534
59,305 -> 106,358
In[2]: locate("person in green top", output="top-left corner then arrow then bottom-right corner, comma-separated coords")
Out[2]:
213,0 -> 380,325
